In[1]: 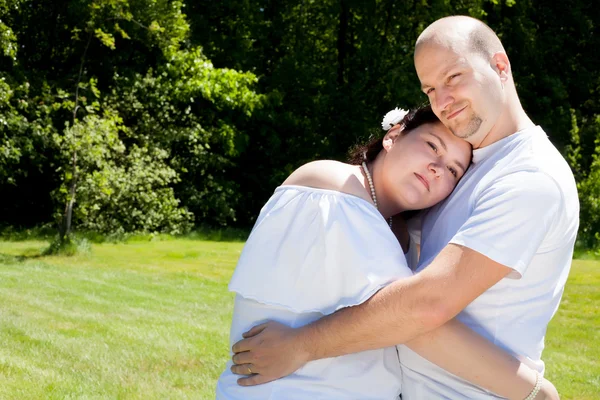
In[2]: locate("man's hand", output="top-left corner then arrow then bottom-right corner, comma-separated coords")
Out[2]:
230,321 -> 311,386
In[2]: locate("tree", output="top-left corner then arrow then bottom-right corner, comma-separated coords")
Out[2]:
1,0 -> 599,246
0,0 -> 263,235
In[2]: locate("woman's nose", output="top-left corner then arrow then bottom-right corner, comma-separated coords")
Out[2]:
429,163 -> 444,179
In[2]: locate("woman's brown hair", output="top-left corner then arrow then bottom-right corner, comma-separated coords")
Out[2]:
348,104 -> 439,165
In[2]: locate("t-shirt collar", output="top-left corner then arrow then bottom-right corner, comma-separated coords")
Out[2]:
471,126 -> 544,164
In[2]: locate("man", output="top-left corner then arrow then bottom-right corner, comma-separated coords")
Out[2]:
230,16 -> 578,398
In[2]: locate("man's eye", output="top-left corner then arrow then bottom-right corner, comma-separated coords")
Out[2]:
425,88 -> 435,95
448,73 -> 461,81
428,142 -> 438,153
449,167 -> 458,177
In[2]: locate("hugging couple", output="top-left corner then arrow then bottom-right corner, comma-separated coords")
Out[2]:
216,15 -> 578,400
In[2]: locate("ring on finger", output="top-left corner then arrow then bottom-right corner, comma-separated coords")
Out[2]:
246,365 -> 253,374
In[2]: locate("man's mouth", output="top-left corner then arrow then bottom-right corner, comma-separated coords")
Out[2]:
447,105 -> 467,120
415,173 -> 430,192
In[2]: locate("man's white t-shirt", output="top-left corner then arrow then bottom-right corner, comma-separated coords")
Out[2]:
400,126 -> 579,399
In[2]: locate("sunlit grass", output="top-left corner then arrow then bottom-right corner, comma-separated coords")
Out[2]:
0,239 -> 242,399
0,239 -> 597,398
544,259 -> 600,399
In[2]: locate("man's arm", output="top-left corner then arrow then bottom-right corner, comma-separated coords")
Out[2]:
405,319 -> 558,399
231,243 -> 511,384
305,244 -> 511,355
232,291 -> 560,399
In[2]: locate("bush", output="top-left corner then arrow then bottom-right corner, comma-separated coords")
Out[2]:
578,155 -> 600,248
571,115 -> 600,249
44,236 -> 92,256
53,114 -> 193,235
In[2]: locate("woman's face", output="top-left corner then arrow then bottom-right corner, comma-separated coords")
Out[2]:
380,121 -> 472,211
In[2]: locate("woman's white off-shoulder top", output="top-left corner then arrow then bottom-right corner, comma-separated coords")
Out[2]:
216,185 -> 414,399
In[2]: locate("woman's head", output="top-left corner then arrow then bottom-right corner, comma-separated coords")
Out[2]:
349,105 -> 472,212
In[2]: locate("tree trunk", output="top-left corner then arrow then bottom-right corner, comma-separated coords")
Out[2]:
59,151 -> 77,242
58,32 -> 91,243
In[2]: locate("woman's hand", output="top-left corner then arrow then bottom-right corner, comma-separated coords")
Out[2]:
230,321 -> 311,386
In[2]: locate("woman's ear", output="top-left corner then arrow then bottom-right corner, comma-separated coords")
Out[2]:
383,124 -> 402,151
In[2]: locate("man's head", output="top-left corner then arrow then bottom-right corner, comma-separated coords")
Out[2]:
415,16 -> 515,148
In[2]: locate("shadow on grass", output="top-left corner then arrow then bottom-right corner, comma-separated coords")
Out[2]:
0,252 -> 44,264
0,225 -> 56,242
0,225 -> 250,244
174,226 -> 250,242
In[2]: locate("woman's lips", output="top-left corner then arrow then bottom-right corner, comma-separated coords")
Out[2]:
415,173 -> 430,191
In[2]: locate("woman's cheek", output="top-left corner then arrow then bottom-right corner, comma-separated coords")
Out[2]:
442,179 -> 454,198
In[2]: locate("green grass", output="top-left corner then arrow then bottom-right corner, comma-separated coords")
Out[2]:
0,239 -> 598,399
544,259 -> 600,399
0,239 -> 243,399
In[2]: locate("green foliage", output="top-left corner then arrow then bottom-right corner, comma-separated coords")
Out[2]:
0,0 -> 261,234
576,116 -> 600,248
190,0 -> 600,243
0,1 -> 19,59
106,47 -> 264,225
0,21 -> 16,58
0,0 -> 598,244
186,0 -> 491,223
52,114 -> 193,234
43,235 -> 92,256
565,109 -> 582,180
566,110 -> 600,249
86,0 -> 189,57
74,144 -> 193,234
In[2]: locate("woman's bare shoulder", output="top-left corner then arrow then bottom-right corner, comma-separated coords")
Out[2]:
282,160 -> 371,203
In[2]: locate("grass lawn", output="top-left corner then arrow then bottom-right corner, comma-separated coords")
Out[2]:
0,238 -> 598,399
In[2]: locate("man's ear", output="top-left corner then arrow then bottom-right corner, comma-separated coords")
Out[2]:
383,124 -> 402,151
492,52 -> 510,85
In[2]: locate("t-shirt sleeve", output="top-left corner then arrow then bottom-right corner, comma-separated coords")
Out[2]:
450,171 -> 562,278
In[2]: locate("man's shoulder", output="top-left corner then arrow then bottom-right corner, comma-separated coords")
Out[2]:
507,127 -> 574,183
478,128 -> 576,201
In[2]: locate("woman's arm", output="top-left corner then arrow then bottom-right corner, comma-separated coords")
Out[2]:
406,319 -> 559,399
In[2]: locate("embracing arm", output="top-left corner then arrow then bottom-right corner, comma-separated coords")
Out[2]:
406,319 -> 557,399
233,245 -> 508,366
233,244 -> 557,398
300,244 -> 508,357
303,243 -> 548,397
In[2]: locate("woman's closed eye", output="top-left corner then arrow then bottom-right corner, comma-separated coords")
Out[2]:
448,166 -> 458,178
427,141 -> 438,153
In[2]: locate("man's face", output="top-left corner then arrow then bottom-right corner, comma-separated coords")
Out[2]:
414,42 -> 504,146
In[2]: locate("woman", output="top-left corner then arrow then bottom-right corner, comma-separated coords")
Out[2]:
216,106 -> 555,399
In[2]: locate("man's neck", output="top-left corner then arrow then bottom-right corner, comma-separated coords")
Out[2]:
475,102 -> 535,149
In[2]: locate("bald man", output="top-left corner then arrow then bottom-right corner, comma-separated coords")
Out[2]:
230,16 -> 578,399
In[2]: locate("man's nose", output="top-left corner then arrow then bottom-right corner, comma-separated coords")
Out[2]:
434,87 -> 454,114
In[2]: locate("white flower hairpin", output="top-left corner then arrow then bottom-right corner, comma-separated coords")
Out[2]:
381,107 -> 409,131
